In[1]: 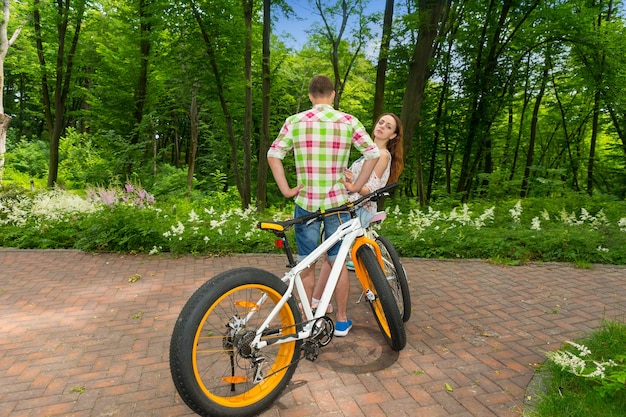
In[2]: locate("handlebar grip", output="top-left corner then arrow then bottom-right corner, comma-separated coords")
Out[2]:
257,222 -> 285,232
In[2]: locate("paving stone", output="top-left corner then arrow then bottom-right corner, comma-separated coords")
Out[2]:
1,249 -> 624,416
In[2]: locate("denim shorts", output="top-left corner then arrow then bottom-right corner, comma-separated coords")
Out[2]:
356,207 -> 376,229
294,204 -> 350,263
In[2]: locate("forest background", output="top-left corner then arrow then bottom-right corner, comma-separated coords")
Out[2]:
1,0 -> 626,265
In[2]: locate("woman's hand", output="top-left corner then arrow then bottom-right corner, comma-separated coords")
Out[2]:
342,168 -> 359,193
343,168 -> 354,183
341,181 -> 360,194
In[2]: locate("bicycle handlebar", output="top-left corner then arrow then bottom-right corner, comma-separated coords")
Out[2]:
257,183 -> 398,232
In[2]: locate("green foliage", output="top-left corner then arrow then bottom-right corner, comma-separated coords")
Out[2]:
377,195 -> 626,265
144,164 -> 189,198
2,185 -> 626,267
58,128 -> 113,188
530,321 -> 626,417
77,204 -> 165,253
5,0 -> 626,211
5,139 -> 49,178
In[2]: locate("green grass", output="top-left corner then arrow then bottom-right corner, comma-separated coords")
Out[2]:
527,321 -> 626,417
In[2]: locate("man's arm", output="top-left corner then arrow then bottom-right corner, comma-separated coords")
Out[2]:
268,157 -> 304,198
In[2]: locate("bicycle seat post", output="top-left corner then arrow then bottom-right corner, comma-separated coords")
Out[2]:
276,232 -> 297,268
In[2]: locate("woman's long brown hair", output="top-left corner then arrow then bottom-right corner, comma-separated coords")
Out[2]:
376,113 -> 404,184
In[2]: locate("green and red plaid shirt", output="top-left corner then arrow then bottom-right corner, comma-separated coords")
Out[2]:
268,104 -> 379,211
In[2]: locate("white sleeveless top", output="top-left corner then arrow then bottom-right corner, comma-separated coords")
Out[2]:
347,149 -> 391,213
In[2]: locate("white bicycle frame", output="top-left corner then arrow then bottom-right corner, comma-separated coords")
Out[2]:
251,213 -> 366,350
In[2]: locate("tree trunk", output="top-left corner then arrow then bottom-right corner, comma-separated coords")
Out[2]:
587,3 -> 612,196
0,0 -> 23,184
400,0 -> 446,205
587,89 -> 600,196
33,0 -> 86,188
456,0 -> 501,199
520,51 -> 549,198
256,0 -> 271,211
372,0 -> 394,123
187,94 -> 198,193
0,113 -> 9,184
456,0 -> 540,200
241,0 -> 253,208
132,0 -> 152,146
191,2 -> 243,201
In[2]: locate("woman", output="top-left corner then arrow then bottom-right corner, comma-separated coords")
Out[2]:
311,113 -> 404,325
345,112 -> 404,227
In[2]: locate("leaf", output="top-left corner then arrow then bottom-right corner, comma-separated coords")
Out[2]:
129,273 -> 142,283
445,383 -> 453,392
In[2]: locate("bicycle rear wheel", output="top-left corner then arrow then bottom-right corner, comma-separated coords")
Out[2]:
375,235 -> 411,322
355,245 -> 406,351
170,267 -> 302,417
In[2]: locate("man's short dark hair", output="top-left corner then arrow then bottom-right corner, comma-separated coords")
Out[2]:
308,75 -> 334,98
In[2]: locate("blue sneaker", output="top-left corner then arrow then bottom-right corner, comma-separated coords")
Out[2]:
334,319 -> 353,337
346,261 -> 355,271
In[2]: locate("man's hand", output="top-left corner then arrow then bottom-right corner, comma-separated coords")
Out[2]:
268,157 -> 304,198
282,184 -> 305,198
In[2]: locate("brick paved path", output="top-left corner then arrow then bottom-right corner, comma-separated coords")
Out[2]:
1,249 -> 624,417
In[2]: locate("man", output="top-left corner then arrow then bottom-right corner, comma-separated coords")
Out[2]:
267,75 -> 379,336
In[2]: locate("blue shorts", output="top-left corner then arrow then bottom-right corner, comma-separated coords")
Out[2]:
356,207 -> 376,229
294,204 -> 350,263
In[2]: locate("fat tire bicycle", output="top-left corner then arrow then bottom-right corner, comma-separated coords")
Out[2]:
169,183 -> 406,417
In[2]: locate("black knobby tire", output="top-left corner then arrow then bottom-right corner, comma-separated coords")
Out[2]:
375,235 -> 411,322
169,267 -> 302,417
355,245 -> 406,351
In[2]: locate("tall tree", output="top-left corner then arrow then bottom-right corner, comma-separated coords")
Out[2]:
400,0 -> 447,205
520,46 -> 549,198
313,0 -> 370,109
0,0 -> 25,185
186,92 -> 199,192
241,0 -> 253,208
190,0 -> 247,206
585,1 -> 614,196
372,0 -> 394,122
427,0 -> 463,200
32,0 -> 87,187
454,0 -> 540,200
131,0 -> 153,146
256,0 -> 271,211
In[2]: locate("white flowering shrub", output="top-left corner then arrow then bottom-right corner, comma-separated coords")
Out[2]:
0,188 -> 98,227
157,204 -> 283,255
509,200 -> 523,223
1,183 -> 626,262
400,204 -> 496,240
544,323 -> 626,399
546,341 -> 616,379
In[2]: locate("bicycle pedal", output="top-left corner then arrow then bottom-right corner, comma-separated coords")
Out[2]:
302,341 -> 320,361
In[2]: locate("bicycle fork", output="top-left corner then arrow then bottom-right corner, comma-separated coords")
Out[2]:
351,235 -> 384,299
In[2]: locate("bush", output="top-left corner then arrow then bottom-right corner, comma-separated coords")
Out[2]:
530,321 -> 626,416
1,185 -> 626,264
5,139 -> 49,179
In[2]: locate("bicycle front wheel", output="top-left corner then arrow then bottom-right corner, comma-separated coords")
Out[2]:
376,235 -> 411,322
355,245 -> 406,351
170,267 -> 302,417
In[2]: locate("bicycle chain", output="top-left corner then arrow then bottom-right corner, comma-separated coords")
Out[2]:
245,316 -> 335,382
